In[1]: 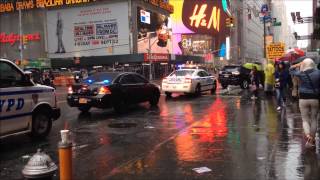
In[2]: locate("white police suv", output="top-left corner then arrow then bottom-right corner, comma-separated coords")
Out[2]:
0,58 -> 60,139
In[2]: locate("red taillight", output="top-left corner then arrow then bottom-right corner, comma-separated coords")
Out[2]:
184,78 -> 192,83
99,86 -> 111,95
68,86 -> 73,94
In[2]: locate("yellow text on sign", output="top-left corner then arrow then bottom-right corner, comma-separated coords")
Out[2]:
266,43 -> 285,60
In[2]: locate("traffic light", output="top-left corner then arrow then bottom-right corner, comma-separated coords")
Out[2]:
226,17 -> 235,27
22,35 -> 28,45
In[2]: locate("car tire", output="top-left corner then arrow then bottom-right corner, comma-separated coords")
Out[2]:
31,109 -> 52,138
78,106 -> 91,113
211,82 -> 217,94
149,92 -> 160,106
195,84 -> 201,96
113,99 -> 126,114
240,79 -> 249,89
165,92 -> 172,98
221,84 -> 228,89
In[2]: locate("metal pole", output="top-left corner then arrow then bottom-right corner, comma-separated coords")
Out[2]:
263,17 -> 266,58
19,9 -> 24,67
148,33 -> 152,80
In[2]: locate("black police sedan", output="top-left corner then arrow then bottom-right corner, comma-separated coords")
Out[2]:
67,72 -> 161,113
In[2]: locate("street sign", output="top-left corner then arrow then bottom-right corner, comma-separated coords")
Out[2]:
266,43 -> 285,60
273,22 -> 281,26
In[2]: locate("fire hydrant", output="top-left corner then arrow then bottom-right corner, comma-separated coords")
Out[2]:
22,149 -> 57,179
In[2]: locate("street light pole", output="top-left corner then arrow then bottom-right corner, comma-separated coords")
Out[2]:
263,17 -> 266,58
19,9 -> 24,67
148,33 -> 152,80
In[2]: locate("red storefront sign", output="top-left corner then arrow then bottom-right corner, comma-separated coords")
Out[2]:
144,53 -> 169,62
0,32 -> 40,46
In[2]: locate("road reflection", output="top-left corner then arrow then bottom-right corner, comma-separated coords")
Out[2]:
174,98 -> 228,161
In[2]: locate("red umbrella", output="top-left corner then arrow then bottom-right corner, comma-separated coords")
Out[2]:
277,48 -> 305,62
286,47 -> 305,56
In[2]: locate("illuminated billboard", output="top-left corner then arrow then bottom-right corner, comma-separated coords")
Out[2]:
137,7 -> 172,54
47,2 -> 130,58
171,0 -> 230,55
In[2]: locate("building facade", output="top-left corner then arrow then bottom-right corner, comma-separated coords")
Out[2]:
271,0 -> 296,49
0,0 -> 205,76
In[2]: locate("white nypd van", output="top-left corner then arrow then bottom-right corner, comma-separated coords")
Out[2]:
0,58 -> 60,139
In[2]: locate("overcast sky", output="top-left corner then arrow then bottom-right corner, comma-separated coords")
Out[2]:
285,0 -> 313,48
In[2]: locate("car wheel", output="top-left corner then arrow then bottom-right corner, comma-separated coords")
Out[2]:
165,92 -> 172,98
211,82 -> 217,94
195,84 -> 201,96
31,109 -> 52,138
221,84 -> 228,89
78,106 -> 91,113
240,79 -> 249,89
149,92 -> 160,106
113,99 -> 126,113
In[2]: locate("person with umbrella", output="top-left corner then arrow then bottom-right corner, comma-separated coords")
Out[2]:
289,58 -> 320,149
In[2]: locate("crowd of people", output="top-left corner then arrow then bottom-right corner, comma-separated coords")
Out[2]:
249,57 -> 320,150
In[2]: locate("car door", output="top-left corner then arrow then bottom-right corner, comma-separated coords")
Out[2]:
119,74 -> 140,103
196,71 -> 207,90
132,74 -> 150,102
0,61 -> 34,136
201,70 -> 214,90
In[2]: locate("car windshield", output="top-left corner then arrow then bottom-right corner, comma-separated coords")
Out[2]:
170,70 -> 194,77
222,66 -> 240,72
83,72 -> 119,84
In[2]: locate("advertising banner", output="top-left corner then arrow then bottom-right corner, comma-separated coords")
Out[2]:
266,43 -> 285,60
47,2 -> 130,58
170,0 -> 230,55
137,7 -> 172,54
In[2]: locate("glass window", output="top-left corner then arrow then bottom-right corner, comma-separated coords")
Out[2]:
202,71 -> 209,77
170,70 -> 194,77
120,75 -> 137,84
0,62 -> 24,88
133,74 -> 148,83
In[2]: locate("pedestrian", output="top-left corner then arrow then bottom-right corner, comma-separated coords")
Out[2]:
289,58 -> 320,148
274,62 -> 289,111
250,66 -> 260,100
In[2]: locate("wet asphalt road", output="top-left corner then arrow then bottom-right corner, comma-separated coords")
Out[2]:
1,85 -> 320,180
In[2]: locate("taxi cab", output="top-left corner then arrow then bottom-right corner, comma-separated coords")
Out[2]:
162,66 -> 217,97
0,59 -> 60,139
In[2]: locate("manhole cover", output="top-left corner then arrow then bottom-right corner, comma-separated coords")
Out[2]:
108,122 -> 137,128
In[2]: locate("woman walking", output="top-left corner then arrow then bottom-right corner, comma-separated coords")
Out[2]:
250,66 -> 260,100
290,58 -> 320,148
274,62 -> 289,111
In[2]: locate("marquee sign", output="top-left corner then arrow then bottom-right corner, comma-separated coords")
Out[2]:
0,0 -> 96,13
142,0 -> 174,13
144,53 -> 169,62
0,32 -> 41,46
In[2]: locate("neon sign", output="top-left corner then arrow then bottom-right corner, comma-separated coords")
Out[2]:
0,32 -> 41,46
181,0 -> 229,35
0,0 -> 95,13
189,4 -> 220,32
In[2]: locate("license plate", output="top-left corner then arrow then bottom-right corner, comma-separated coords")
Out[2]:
79,98 -> 87,104
224,75 -> 229,78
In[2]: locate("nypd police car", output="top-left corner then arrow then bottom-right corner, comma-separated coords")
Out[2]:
162,67 -> 217,97
0,58 -> 60,139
